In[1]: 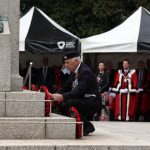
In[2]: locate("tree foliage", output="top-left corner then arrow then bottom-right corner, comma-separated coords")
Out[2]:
20,0 -> 150,38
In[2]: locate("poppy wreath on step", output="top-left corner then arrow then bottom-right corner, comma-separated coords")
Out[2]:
40,85 -> 51,117
31,84 -> 38,91
69,106 -> 82,139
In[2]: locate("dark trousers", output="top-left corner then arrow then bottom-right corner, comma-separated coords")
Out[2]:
61,97 -> 99,116
60,97 -> 101,132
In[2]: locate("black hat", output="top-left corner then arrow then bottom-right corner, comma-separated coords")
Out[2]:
63,51 -> 80,61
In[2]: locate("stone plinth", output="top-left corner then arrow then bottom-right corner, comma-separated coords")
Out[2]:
0,118 -> 45,139
5,91 -> 45,117
0,0 -> 77,141
0,92 -> 5,117
0,0 -> 23,91
0,34 -> 11,91
0,114 -> 76,139
46,114 -> 76,139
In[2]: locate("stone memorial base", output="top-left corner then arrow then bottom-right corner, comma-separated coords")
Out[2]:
0,91 -> 45,117
0,0 -> 77,143
0,114 -> 76,139
0,91 -> 76,139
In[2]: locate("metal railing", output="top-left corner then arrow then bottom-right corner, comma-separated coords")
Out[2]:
23,62 -> 33,90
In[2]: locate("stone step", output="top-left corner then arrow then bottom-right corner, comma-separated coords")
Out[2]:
0,113 -> 76,139
0,122 -> 149,150
0,92 -> 5,117
0,91 -> 46,117
0,144 -> 149,150
5,99 -> 46,117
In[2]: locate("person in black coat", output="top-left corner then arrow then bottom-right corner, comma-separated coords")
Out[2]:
97,62 -> 110,94
136,60 -> 147,121
96,62 -> 110,121
52,52 -> 101,136
37,57 -> 55,93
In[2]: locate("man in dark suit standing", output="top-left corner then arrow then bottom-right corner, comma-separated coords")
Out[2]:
136,60 -> 147,120
37,57 -> 55,92
52,52 -> 101,136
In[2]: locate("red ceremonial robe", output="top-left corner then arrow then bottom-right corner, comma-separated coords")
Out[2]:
112,69 -> 138,121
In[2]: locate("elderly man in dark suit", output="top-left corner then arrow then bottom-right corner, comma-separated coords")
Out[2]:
52,51 -> 101,136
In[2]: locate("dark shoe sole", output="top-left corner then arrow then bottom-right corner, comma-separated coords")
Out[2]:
84,124 -> 95,136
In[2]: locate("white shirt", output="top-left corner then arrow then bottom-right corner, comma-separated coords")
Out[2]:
74,63 -> 81,74
62,67 -> 70,75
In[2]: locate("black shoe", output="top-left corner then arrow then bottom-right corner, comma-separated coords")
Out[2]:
84,122 -> 95,136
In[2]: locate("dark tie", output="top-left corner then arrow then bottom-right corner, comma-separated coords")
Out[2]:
43,67 -> 47,82
138,70 -> 143,88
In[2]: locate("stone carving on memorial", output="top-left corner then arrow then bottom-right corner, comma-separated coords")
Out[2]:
0,16 -> 3,33
0,16 -> 9,34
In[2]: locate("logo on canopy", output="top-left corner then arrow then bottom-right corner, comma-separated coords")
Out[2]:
57,41 -> 65,49
66,42 -> 75,48
57,41 -> 76,49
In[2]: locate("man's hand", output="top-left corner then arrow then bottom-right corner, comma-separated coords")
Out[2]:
51,94 -> 64,102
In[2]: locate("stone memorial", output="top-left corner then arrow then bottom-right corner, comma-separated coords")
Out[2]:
0,0 -> 76,140
0,0 -> 22,91
0,16 -> 11,91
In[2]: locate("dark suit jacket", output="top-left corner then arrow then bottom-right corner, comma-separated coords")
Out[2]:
136,68 -> 147,88
109,69 -> 116,86
60,72 -> 70,86
37,67 -> 55,92
60,63 -> 101,102
97,72 -> 110,93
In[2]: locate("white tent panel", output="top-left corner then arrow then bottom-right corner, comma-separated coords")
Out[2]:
81,7 -> 142,53
19,7 -> 34,51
